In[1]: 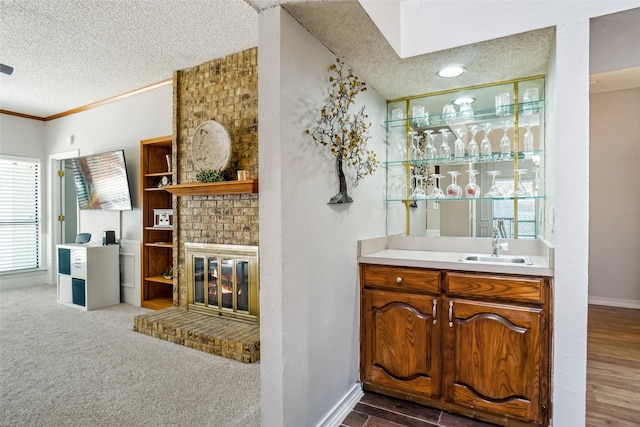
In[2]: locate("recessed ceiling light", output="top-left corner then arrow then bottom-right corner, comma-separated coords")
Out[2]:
437,66 -> 466,78
453,96 -> 475,105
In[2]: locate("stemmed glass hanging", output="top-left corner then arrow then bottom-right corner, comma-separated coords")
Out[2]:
411,172 -> 427,199
454,130 -> 466,159
485,170 -> 503,198
499,121 -> 512,160
523,122 -> 535,153
395,133 -> 405,160
480,123 -> 492,159
465,169 -> 480,198
423,129 -> 436,161
511,169 -> 529,197
532,164 -> 542,196
439,129 -> 451,162
468,125 -> 480,161
427,173 -> 446,199
408,131 -> 420,162
446,171 -> 462,199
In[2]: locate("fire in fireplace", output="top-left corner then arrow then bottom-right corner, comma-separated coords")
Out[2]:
185,243 -> 259,323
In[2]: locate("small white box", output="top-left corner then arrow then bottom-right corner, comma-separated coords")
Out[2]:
153,209 -> 173,228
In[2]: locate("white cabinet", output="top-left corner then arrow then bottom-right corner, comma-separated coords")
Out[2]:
57,244 -> 120,310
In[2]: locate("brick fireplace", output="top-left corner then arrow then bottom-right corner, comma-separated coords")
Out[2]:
172,47 -> 259,309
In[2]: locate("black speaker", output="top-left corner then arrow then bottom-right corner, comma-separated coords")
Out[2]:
103,230 -> 116,245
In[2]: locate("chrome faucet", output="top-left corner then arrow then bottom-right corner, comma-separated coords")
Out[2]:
492,220 -> 508,257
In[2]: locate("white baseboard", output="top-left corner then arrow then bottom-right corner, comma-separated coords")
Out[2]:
589,296 -> 640,309
315,382 -> 364,427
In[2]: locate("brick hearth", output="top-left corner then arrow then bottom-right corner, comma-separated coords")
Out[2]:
133,307 -> 260,363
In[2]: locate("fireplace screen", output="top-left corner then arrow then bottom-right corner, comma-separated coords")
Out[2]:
186,243 -> 258,323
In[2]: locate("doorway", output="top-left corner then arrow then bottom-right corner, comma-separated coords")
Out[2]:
61,159 -> 78,244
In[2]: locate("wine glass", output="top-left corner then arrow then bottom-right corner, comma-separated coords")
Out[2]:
454,130 -> 466,159
395,133 -> 406,160
427,173 -> 446,199
390,173 -> 405,199
439,128 -> 451,162
459,101 -> 475,121
511,169 -> 529,197
485,170 -> 503,198
467,125 -> 480,161
523,122 -> 535,153
446,171 -> 462,199
522,88 -> 539,116
499,121 -> 511,160
423,130 -> 436,161
532,164 -> 542,197
465,169 -> 480,198
495,92 -> 510,117
408,131 -> 419,162
411,173 -> 427,199
411,105 -> 425,127
480,123 -> 492,159
442,103 -> 457,124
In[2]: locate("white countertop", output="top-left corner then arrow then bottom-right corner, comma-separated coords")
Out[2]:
358,236 -> 554,277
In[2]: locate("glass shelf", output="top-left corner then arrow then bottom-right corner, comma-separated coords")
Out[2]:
386,101 -> 544,129
385,150 -> 543,167
385,195 -> 546,203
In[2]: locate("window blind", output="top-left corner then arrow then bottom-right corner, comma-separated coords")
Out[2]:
0,155 -> 40,272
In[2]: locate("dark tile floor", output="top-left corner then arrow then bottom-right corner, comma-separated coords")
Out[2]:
340,392 -> 500,427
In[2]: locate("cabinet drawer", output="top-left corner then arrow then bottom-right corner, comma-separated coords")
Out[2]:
446,272 -> 544,303
361,264 -> 440,294
70,249 -> 86,279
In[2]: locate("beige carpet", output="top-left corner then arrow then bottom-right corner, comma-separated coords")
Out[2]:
0,284 -> 260,427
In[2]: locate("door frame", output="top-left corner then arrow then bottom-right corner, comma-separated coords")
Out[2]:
48,150 -> 79,285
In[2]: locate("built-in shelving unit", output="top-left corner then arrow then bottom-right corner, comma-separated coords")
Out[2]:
140,135 -> 174,310
386,77 -> 546,239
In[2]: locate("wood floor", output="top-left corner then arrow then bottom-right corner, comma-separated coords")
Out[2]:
340,391 -> 498,427
586,304 -> 640,426
342,304 -> 640,427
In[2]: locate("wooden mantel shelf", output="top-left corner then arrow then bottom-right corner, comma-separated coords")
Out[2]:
163,179 -> 258,196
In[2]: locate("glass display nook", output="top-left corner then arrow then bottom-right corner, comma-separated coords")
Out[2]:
385,77 -> 545,240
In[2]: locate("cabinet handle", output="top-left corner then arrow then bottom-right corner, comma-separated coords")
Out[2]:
396,277 -> 403,284
432,299 -> 437,325
448,301 -> 454,327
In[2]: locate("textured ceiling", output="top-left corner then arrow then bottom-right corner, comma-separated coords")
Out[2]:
0,0 -> 259,118
284,1 -> 554,100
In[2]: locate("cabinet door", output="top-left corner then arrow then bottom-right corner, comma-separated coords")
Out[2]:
58,274 -> 72,303
58,248 -> 70,275
362,289 -> 441,398
443,298 -> 545,422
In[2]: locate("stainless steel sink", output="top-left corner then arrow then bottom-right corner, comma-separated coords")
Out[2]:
459,254 -> 533,265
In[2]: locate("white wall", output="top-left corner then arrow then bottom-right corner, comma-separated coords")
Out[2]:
589,88 -> 640,307
259,7 -> 387,427
42,84 -> 172,302
45,84 -> 173,305
360,0 -> 640,59
549,21 -> 591,427
0,114 -> 45,158
0,114 -> 47,289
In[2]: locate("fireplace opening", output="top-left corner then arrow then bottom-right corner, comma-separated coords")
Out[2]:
186,243 -> 259,324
